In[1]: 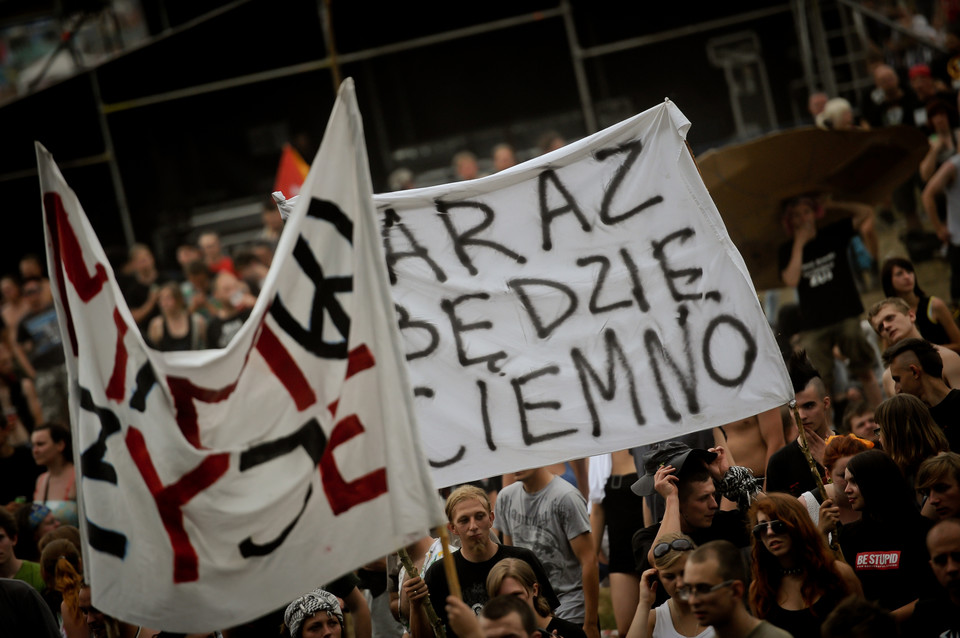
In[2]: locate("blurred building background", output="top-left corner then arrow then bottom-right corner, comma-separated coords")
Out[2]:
0,0 -> 946,274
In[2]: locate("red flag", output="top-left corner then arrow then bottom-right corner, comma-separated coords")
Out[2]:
273,143 -> 309,197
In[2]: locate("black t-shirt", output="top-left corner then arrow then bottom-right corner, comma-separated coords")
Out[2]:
0,579 -> 60,638
546,614 -> 587,638
0,445 -> 41,505
631,509 -> 750,608
861,89 -> 919,129
778,220 -> 863,330
765,440 -> 826,498
839,515 -> 937,610
207,308 -> 253,349
423,545 -> 560,638
929,389 -> 960,451
902,594 -> 960,637
118,275 -> 159,329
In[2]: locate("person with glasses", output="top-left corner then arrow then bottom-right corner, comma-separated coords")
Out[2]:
901,518 -> 960,636
625,533 -> 714,638
747,494 -> 861,637
841,450 -> 939,612
681,540 -> 790,638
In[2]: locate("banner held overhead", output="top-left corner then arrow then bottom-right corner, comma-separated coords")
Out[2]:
374,100 -> 793,488
36,79 -> 444,632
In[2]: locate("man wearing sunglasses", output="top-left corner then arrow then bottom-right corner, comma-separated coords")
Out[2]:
681,540 -> 790,638
902,518 -> 960,636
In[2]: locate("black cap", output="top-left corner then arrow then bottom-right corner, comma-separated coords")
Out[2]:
630,441 -> 718,496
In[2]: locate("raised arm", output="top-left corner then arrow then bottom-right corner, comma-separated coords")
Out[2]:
922,160 -> 958,242
570,531 -> 600,638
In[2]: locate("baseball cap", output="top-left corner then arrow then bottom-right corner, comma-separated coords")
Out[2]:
630,441 -> 718,496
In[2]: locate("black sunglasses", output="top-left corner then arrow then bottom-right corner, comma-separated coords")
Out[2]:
752,520 -> 788,538
931,551 -> 960,567
653,538 -> 694,558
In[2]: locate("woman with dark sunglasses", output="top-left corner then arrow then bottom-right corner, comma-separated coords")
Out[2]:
626,532 -> 714,638
747,494 -> 861,637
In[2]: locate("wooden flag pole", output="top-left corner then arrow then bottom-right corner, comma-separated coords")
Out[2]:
790,400 -> 844,559
397,548 -> 446,638
438,526 -> 462,600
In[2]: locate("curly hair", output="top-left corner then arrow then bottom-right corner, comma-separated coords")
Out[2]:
747,494 -> 849,619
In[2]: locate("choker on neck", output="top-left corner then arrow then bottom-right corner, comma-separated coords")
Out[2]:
781,566 -> 803,576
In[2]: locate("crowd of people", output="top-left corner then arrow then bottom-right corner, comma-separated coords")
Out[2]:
8,17 -> 960,638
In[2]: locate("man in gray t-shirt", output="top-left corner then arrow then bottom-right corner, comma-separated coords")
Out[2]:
495,466 -> 598,638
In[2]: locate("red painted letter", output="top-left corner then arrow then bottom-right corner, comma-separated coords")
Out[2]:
125,427 -> 229,583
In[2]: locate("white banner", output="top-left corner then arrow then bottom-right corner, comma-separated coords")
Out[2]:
37,79 -> 444,632
374,101 -> 793,487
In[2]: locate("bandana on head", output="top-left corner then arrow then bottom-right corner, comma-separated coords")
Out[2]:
284,588 -> 342,638
28,503 -> 52,528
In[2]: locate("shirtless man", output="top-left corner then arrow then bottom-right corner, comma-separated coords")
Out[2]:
867,297 -> 960,394
720,407 -> 784,485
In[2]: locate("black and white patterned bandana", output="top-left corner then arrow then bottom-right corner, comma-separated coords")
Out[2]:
717,466 -> 763,511
284,588 -> 343,638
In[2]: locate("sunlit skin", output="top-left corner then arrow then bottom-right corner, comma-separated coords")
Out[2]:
680,479 -> 720,530
793,385 -> 831,437
755,513 -> 793,562
870,306 -> 915,345
447,499 -> 496,561
301,611 -> 342,638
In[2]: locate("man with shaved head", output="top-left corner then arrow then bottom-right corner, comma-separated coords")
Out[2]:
867,297 -> 960,395
882,338 -> 960,450
765,351 -> 831,497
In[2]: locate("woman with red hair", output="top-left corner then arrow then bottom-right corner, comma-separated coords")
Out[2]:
748,494 -> 861,637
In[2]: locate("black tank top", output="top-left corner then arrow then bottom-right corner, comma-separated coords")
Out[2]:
157,315 -> 194,352
915,296 -> 950,345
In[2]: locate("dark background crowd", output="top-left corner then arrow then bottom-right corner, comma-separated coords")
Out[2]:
4,1 -> 960,638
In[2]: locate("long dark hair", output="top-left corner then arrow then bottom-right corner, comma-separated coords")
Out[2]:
846,450 -> 919,526
881,257 -> 925,298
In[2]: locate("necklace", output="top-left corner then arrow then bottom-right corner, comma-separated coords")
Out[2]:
670,599 -> 702,636
781,566 -> 803,576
